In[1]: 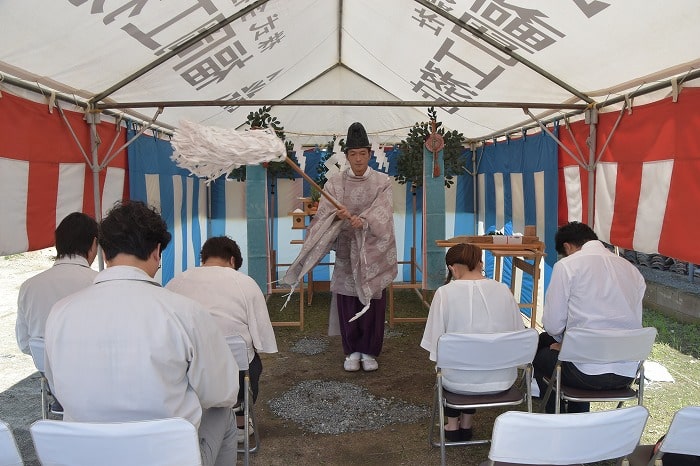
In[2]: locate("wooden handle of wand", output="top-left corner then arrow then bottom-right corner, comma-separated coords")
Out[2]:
283,157 -> 344,210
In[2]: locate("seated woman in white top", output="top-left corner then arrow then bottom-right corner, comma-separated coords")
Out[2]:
420,243 -> 523,442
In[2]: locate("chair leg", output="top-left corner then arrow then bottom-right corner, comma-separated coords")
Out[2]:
429,386 -> 438,448
40,376 -> 48,420
247,384 -> 259,454
540,363 -> 563,414
540,380 -> 553,414
242,374 -> 251,466
554,366 -> 562,414
438,376 -> 446,466
525,367 -> 533,413
237,373 -> 260,463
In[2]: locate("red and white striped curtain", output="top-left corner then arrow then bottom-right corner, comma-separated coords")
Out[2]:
559,88 -> 700,264
0,91 -> 128,255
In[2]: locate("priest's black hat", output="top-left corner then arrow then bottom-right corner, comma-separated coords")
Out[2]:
344,122 -> 371,153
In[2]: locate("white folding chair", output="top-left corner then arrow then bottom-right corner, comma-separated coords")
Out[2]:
30,418 -> 201,466
648,406 -> 700,465
430,328 -> 539,466
225,334 -> 259,465
484,405 -> 649,465
0,421 -> 23,466
541,327 -> 657,413
27,337 -> 62,419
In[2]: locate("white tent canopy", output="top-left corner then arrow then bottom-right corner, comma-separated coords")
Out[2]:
2,0 -> 699,143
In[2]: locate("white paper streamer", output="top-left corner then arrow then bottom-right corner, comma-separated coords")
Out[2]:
373,142 -> 387,170
290,137 -> 305,171
170,120 -> 287,183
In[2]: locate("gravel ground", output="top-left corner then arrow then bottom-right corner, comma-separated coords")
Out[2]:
289,337 -> 329,355
638,266 -> 700,296
268,380 -> 429,435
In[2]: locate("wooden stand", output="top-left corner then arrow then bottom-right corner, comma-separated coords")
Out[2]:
268,279 -> 304,329
436,235 -> 546,328
388,280 -> 431,327
289,239 -> 331,306
267,197 -> 322,329
387,245 -> 432,327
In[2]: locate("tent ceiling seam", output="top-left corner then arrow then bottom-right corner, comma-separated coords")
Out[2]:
337,0 -> 343,63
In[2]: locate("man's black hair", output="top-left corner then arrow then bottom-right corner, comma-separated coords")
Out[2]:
554,221 -> 598,256
200,236 -> 243,270
55,212 -> 98,259
99,201 -> 171,261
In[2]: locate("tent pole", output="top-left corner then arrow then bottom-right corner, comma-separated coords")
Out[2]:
524,109 -> 587,169
586,109 -> 598,227
95,99 -> 585,111
88,113 -> 105,271
99,108 -> 164,170
470,143 -> 478,235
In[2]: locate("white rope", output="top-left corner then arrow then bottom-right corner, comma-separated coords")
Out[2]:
266,278 -> 297,312
280,285 -> 295,311
170,120 -> 287,183
348,303 -> 371,322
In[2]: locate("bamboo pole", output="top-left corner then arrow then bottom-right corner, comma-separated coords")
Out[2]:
283,157 -> 344,210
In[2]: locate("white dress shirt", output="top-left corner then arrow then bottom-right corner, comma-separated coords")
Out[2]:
421,279 -> 524,394
45,265 -> 239,428
16,255 -> 97,354
543,240 -> 645,377
166,266 -> 278,362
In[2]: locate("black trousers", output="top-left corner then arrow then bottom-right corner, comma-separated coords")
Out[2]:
444,406 -> 476,418
533,332 -> 633,413
237,352 -> 262,407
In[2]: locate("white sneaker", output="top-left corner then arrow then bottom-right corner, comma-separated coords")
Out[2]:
361,354 -> 378,372
343,352 -> 361,372
236,419 -> 254,443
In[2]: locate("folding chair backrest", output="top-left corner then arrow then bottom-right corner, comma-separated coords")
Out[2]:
28,337 -> 46,373
558,327 -> 657,365
0,421 -> 23,466
436,328 -> 538,371
31,418 -> 200,466
488,406 -> 649,464
225,334 -> 249,371
658,406 -> 700,456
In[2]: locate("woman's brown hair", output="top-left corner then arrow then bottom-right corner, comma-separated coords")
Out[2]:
444,243 -> 482,284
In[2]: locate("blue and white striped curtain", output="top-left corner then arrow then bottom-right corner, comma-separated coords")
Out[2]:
476,131 -> 558,314
127,129 -> 207,285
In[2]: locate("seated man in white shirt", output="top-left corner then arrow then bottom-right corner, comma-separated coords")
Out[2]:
16,211 -> 98,355
533,221 -> 645,413
45,201 -> 240,466
167,236 -> 278,439
16,212 -> 98,413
